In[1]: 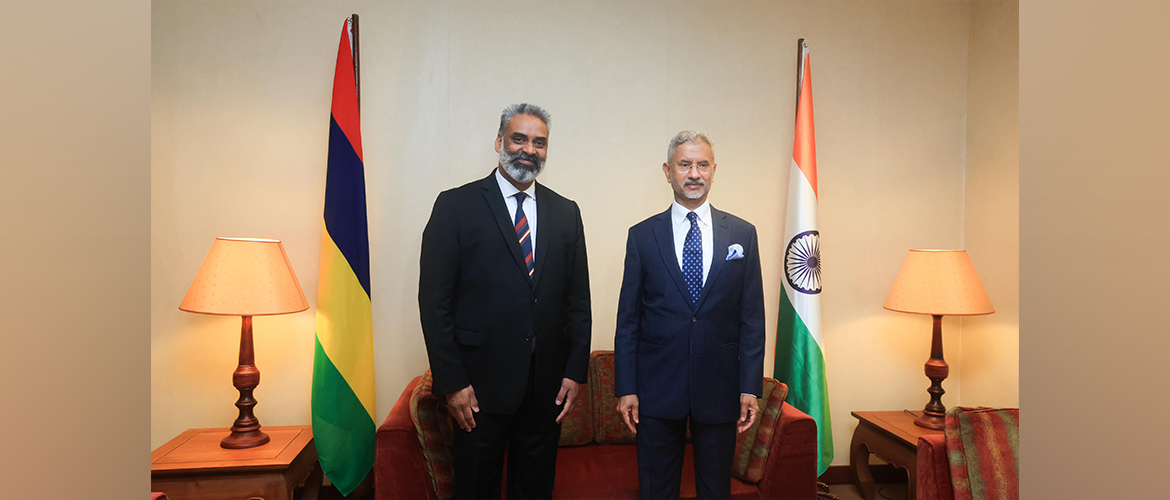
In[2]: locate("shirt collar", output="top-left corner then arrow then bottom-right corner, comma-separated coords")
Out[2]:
671,199 -> 711,227
495,168 -> 536,201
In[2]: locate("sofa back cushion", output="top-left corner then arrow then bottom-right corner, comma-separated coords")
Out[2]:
589,351 -> 637,445
558,377 -> 593,446
409,370 -> 455,499
730,377 -> 789,484
945,407 -> 1020,500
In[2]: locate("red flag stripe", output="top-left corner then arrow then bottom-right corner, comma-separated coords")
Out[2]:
792,51 -> 818,199
331,19 -> 363,162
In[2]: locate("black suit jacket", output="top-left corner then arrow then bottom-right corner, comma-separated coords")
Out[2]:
613,206 -> 765,423
419,171 -> 591,415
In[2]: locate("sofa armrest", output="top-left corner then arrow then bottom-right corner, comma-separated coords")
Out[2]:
755,401 -> 818,500
916,434 -> 954,500
375,375 -> 435,500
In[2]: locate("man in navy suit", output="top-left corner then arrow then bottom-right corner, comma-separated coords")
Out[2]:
614,130 -> 766,499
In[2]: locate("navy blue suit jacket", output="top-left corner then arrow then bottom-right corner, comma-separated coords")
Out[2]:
613,206 -> 766,424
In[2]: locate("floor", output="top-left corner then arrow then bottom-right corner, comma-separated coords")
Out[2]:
826,481 -> 910,500
315,478 -> 912,499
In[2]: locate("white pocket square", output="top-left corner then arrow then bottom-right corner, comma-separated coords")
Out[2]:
726,244 -> 744,260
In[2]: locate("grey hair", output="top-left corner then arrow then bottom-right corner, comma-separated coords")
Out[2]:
498,103 -> 551,135
667,130 -> 714,162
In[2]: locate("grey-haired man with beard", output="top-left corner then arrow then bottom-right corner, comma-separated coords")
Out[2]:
614,131 -> 765,499
419,103 -> 592,499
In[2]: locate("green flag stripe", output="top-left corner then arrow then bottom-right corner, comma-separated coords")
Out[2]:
773,287 -> 834,476
311,335 -> 376,496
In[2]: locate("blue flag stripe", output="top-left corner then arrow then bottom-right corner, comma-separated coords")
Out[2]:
323,116 -> 371,298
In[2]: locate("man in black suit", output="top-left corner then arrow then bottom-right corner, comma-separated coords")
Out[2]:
614,131 -> 766,499
419,103 -> 592,500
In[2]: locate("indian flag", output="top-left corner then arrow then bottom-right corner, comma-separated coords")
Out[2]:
311,16 -> 376,496
774,39 -> 833,476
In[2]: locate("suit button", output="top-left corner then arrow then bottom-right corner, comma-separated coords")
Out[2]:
692,317 -> 697,323
532,298 -> 538,304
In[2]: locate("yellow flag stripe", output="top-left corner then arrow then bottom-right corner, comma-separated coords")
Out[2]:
315,222 -> 376,420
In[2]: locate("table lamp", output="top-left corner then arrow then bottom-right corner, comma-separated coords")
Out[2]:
884,249 -> 994,430
179,237 -> 309,448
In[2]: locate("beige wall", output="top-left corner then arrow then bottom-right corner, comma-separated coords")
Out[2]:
961,0 -> 1020,408
152,0 -> 1017,466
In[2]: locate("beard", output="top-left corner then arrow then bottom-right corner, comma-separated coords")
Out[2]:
672,178 -> 709,200
499,147 -> 545,184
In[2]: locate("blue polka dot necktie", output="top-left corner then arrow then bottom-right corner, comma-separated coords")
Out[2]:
683,211 -> 702,304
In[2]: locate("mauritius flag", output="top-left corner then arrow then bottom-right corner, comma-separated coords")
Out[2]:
774,39 -> 833,476
311,16 -> 375,496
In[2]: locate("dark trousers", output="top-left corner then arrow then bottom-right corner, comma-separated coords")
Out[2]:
637,414 -> 737,500
452,360 -> 562,500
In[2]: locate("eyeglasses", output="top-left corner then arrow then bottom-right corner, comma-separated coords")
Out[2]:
672,161 -> 713,174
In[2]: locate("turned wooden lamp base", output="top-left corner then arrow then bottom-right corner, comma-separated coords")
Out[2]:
914,411 -> 946,431
221,315 -> 270,449
913,314 -> 949,431
221,429 -> 270,449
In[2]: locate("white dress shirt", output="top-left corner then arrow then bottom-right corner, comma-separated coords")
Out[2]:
671,200 -> 712,286
496,168 -> 537,255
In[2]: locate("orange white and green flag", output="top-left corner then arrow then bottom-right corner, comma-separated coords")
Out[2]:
311,16 -> 375,496
774,38 -> 834,476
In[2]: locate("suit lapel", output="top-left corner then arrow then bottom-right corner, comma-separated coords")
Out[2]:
531,183 -> 550,288
480,172 -> 532,287
652,208 -> 696,313
695,207 -> 730,311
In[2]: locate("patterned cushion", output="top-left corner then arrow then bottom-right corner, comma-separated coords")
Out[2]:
945,406 -> 1020,500
558,377 -> 594,446
731,378 -> 789,484
590,351 -> 637,445
409,370 -> 455,499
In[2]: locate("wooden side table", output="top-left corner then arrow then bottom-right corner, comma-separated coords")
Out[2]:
151,425 -> 322,500
849,411 -> 942,500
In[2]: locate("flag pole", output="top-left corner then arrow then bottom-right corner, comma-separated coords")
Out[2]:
796,38 -> 805,121
313,15 -> 375,497
351,14 -> 360,111
794,37 -> 838,500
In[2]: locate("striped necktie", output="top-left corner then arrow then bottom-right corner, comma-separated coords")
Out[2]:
514,192 -> 534,278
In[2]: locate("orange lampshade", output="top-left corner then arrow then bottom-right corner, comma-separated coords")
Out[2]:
179,237 -> 309,316
883,249 -> 994,316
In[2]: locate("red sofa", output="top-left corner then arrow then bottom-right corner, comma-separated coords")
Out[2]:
376,350 -> 818,499
915,407 -> 1020,500
916,433 -> 955,500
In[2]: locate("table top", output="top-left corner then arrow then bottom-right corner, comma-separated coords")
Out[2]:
851,411 -> 942,446
151,425 -> 314,475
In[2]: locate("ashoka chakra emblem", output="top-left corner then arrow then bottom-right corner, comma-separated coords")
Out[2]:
784,230 -> 821,294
